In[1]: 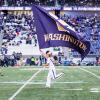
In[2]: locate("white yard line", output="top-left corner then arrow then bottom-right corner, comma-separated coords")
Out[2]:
79,68 -> 100,79
0,81 -> 87,85
90,90 -> 100,93
20,68 -> 63,71
63,88 -> 83,91
8,69 -> 42,100
90,88 -> 100,93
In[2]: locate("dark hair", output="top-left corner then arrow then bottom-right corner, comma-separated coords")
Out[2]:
53,56 -> 58,60
46,51 -> 50,54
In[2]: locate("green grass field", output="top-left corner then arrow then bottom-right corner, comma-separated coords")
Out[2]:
0,66 -> 100,100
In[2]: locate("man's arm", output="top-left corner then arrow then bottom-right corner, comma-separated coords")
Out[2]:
42,63 -> 49,68
39,49 -> 49,68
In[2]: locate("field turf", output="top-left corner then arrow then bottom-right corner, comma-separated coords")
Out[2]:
0,66 -> 100,100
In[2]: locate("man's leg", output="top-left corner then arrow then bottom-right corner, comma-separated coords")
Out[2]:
46,70 -> 52,88
56,73 -> 64,79
52,68 -> 64,79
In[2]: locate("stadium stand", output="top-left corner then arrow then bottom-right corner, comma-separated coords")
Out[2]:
0,11 -> 99,56
0,12 -> 38,54
0,0 -> 100,66
0,0 -> 100,7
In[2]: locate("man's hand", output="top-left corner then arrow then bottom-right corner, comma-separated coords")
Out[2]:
39,49 -> 42,53
42,63 -> 49,68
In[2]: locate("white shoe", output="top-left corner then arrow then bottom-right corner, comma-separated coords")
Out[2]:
45,85 -> 51,88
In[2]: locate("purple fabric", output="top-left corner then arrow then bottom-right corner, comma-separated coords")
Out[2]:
32,5 -> 90,60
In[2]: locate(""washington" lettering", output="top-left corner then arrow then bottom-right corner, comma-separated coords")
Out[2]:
44,33 -> 87,51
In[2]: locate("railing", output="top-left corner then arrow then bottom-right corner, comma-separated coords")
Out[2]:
0,6 -> 100,11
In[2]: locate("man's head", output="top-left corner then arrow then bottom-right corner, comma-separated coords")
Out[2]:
46,51 -> 52,57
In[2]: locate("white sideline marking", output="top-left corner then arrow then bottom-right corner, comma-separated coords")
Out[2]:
20,68 -> 43,71
90,91 -> 99,93
63,88 -> 83,91
8,69 -> 42,100
20,68 -> 63,71
79,68 -> 100,79
0,81 -> 87,85
90,88 -> 100,93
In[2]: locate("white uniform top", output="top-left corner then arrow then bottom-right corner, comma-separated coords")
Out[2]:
47,57 -> 55,69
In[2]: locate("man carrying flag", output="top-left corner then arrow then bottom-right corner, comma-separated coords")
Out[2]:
40,49 -> 64,88
32,5 -> 90,87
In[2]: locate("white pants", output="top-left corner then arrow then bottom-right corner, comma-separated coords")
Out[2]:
46,67 -> 62,87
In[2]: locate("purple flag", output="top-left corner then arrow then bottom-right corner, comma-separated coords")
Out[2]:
32,5 -> 90,59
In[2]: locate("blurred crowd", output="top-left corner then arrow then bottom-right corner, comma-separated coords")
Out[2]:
0,0 -> 100,7
0,53 -> 51,67
0,0 -> 100,67
0,11 -> 100,55
0,53 -> 50,67
0,12 -> 37,55
0,52 -> 22,67
0,53 -> 99,67
0,0 -> 55,6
